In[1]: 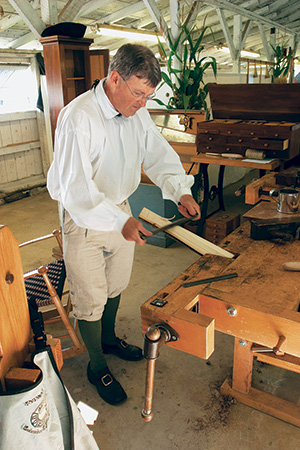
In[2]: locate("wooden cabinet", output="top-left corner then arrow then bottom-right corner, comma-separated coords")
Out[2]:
40,35 -> 93,142
90,49 -> 109,83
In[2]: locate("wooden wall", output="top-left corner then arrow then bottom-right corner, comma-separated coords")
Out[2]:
0,111 -> 49,193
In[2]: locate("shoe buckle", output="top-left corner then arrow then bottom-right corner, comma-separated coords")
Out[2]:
101,374 -> 113,387
120,340 -> 128,349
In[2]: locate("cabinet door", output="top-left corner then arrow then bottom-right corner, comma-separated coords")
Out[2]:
40,36 -> 93,143
90,49 -> 109,85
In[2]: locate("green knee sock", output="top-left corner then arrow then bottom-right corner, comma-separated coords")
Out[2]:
101,294 -> 121,345
78,319 -> 107,373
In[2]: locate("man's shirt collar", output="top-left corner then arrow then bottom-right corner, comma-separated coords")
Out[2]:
94,78 -> 122,119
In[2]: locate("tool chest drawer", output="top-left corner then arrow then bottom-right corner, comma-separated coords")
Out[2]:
197,84 -> 300,160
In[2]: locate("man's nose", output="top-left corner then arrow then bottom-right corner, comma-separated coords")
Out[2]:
138,97 -> 147,107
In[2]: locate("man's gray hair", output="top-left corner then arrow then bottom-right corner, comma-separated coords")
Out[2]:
108,44 -> 161,88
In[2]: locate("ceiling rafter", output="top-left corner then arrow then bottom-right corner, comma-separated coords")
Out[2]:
40,0 -> 58,25
59,0 -> 85,22
8,0 -> 46,38
100,1 -> 152,25
142,0 -> 169,40
75,0 -> 112,19
202,0 -> 299,36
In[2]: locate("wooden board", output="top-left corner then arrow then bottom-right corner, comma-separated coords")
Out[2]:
208,84 -> 300,122
221,378 -> 300,428
191,153 -> 281,170
0,226 -> 31,390
139,207 -> 234,258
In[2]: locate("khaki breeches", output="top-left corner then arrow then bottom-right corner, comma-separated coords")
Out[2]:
62,201 -> 135,321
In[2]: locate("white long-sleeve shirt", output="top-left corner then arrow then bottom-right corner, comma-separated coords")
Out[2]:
47,79 -> 194,232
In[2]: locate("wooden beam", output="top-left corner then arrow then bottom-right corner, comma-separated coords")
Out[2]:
40,0 -> 58,25
184,0 -> 202,30
241,19 -> 252,50
233,14 -> 242,72
76,0 -> 112,18
8,0 -> 46,38
202,0 -> 298,37
0,141 -> 40,157
7,31 -> 35,50
258,23 -> 271,61
100,1 -> 151,25
221,378 -> 300,428
139,207 -> 234,258
169,0 -> 180,42
59,0 -> 86,22
216,8 -> 236,60
94,23 -> 164,40
142,0 -> 169,41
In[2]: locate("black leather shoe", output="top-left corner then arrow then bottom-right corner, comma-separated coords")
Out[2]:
102,338 -> 143,361
87,363 -> 127,405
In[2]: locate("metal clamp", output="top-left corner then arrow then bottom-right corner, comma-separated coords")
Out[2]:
141,323 -> 179,422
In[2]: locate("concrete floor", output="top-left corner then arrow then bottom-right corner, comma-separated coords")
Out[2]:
2,174 -> 300,450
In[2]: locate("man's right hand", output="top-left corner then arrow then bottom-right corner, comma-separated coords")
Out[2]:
122,217 -> 152,246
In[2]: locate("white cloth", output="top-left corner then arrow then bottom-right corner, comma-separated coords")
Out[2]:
0,349 -> 99,450
47,79 -> 194,232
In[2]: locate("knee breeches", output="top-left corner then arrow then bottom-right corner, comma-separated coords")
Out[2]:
62,201 -> 135,321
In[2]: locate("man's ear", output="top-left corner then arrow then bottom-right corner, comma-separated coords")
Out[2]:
109,71 -> 121,88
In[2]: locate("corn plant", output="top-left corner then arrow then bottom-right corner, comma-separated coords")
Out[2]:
270,44 -> 293,81
153,24 -> 217,112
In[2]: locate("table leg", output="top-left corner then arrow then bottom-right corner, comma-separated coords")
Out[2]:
194,163 -> 209,236
217,165 -> 225,212
194,163 -> 226,236
232,338 -> 253,394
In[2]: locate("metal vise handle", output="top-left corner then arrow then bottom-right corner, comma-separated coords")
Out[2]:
141,323 -> 179,422
251,335 -> 286,355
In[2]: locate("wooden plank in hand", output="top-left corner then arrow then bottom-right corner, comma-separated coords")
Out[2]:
139,208 -> 234,258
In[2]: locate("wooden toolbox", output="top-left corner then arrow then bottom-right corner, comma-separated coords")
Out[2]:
197,84 -> 300,160
205,211 -> 240,243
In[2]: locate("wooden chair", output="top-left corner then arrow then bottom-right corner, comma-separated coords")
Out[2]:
20,229 -> 86,359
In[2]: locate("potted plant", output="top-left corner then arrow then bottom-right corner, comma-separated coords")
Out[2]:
152,24 -> 217,130
270,43 -> 293,83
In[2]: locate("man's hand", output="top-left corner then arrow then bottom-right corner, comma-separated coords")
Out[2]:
178,194 -> 201,219
122,217 -> 152,246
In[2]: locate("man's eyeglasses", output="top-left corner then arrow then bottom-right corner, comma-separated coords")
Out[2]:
121,76 -> 156,101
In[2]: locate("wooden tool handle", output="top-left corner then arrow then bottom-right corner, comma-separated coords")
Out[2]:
282,262 -> 300,271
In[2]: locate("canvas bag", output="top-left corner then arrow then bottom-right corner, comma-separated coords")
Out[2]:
0,296 -> 99,450
0,347 -> 99,449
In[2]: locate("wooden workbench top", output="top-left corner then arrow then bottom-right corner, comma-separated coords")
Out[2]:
141,221 -> 300,359
143,221 -> 300,322
187,222 -> 300,313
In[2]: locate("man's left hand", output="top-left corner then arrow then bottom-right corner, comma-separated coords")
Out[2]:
178,194 -> 201,219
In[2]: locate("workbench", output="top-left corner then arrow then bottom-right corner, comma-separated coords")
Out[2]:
141,221 -> 300,426
191,154 -> 282,235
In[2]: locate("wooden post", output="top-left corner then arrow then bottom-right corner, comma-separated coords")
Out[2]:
232,337 -> 253,394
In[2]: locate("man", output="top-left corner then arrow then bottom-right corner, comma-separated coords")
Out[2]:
47,43 -> 200,406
